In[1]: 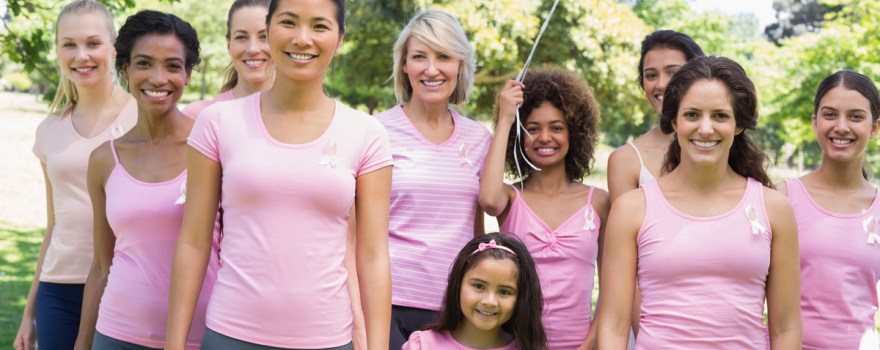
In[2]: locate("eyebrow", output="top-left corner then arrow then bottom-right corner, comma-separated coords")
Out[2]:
276,11 -> 333,23
133,53 -> 184,63
60,35 -> 103,41
525,119 -> 565,125
821,105 -> 867,113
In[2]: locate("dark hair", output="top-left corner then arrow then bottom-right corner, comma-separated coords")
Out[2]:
497,68 -> 601,183
659,56 -> 773,188
813,70 -> 880,122
221,0 -> 271,92
433,232 -> 547,350
638,30 -> 704,89
115,10 -> 201,79
266,0 -> 345,35
813,70 -> 880,179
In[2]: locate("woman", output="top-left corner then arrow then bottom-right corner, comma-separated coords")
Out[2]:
480,68 -> 610,349
15,1 -> 136,349
607,30 -> 704,201
71,10 -> 214,350
373,10 -> 491,349
778,70 -> 880,349
597,56 -> 802,349
166,0 -> 392,349
182,0 -> 273,118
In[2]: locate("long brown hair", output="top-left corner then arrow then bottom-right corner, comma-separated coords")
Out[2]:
659,56 -> 773,187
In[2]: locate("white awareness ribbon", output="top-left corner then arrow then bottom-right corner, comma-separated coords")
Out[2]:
319,141 -> 338,168
583,206 -> 596,231
174,181 -> 186,205
864,215 -> 880,245
459,143 -> 474,167
744,203 -> 767,235
511,0 -> 561,188
110,124 -> 125,140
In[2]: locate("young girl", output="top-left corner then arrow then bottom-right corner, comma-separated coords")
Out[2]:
607,30 -> 704,200
480,68 -> 609,349
182,0 -> 272,118
166,0 -> 393,349
777,70 -> 880,349
402,233 -> 546,350
16,1 -> 136,349
72,10 -> 214,350
375,10 -> 491,349
597,56 -> 802,349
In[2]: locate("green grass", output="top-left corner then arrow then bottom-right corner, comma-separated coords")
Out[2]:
0,222 -> 43,347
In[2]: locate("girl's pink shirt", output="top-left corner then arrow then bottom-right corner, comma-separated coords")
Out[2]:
403,330 -> 517,350
188,93 -> 392,348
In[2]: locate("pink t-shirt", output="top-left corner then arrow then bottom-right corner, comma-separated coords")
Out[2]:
31,97 -> 137,283
403,330 -> 517,350
182,90 -> 235,119
636,178 -> 771,349
500,185 -> 599,349
374,105 -> 491,311
95,141 -> 218,349
188,93 -> 393,348
786,179 -> 880,349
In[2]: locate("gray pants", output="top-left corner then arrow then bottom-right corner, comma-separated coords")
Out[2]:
92,331 -> 161,350
201,328 -> 354,350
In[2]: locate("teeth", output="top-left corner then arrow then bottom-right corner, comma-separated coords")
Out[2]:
423,80 -> 444,87
244,60 -> 264,66
74,67 -> 94,72
476,310 -> 496,316
656,95 -> 663,101
143,90 -> 170,98
288,53 -> 315,60
693,140 -> 719,148
831,138 -> 852,145
535,147 -> 555,153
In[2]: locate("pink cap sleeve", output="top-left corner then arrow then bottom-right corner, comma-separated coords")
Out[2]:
474,126 -> 492,179
401,330 -> 424,350
356,118 -> 393,177
32,121 -> 47,163
187,105 -> 222,162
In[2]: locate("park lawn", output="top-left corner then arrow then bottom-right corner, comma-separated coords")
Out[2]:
0,222 -> 42,346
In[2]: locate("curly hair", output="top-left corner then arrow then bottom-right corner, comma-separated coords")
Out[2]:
495,68 -> 601,183
115,10 -> 201,78
659,56 -> 773,188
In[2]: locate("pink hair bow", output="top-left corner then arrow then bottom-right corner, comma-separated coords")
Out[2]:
472,239 -> 517,256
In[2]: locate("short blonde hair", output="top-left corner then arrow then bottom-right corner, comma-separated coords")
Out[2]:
392,10 -> 475,105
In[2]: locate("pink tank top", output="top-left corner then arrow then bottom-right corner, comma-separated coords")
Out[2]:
95,140 -> 219,349
499,185 -> 598,349
786,179 -> 880,349
636,178 -> 770,349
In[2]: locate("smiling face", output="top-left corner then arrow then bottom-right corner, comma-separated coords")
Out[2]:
228,5 -> 272,87
523,102 -> 569,168
643,47 -> 687,113
125,34 -> 189,115
813,85 -> 880,163
458,257 -> 518,336
672,79 -> 742,167
267,0 -> 341,83
56,11 -> 116,89
402,36 -> 461,107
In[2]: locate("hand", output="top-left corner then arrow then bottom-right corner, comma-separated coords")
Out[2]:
497,80 -> 525,125
13,316 -> 36,350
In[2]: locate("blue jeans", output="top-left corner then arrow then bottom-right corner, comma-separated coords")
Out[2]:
35,281 -> 84,350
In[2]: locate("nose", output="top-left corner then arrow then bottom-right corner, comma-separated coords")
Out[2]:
147,68 -> 169,87
656,73 -> 671,92
537,128 -> 552,142
75,47 -> 89,62
246,38 -> 261,54
697,115 -> 714,136
425,57 -> 440,76
832,115 -> 851,133
290,26 -> 312,47
481,292 -> 499,307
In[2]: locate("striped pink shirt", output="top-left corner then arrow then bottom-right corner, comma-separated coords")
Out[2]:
375,105 -> 491,310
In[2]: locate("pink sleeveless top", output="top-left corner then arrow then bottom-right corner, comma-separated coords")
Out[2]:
787,179 -> 880,349
95,140 -> 219,349
500,185 -> 599,350
636,178 -> 771,349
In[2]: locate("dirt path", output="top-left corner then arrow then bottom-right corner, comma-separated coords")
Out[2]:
0,92 -> 48,229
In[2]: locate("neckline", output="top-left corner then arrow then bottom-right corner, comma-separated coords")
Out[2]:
653,178 -> 752,221
255,92 -> 338,148
68,96 -> 134,140
111,140 -> 187,185
510,185 -> 590,232
398,104 -> 459,148
792,178 -> 879,218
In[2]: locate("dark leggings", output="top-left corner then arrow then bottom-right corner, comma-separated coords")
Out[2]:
92,331 -> 161,350
389,305 -> 438,350
201,328 -> 353,350
35,281 -> 84,350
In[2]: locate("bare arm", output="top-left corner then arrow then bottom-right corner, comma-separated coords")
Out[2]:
14,163 -> 55,350
473,203 -> 485,237
355,166 -> 393,349
579,189 -> 611,350
764,189 -> 802,349
73,143 -> 115,350
345,207 -> 366,350
607,146 -> 640,203
596,190 -> 644,349
165,148 -> 220,350
479,80 -> 523,217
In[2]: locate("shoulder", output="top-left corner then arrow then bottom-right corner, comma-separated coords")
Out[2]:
88,141 -> 115,179
453,110 -> 491,138
608,143 -> 638,173
773,180 -> 789,196
402,330 -> 443,349
34,113 -> 62,136
761,184 -> 796,232
613,187 -> 647,214
373,105 -> 402,121
589,185 -> 611,215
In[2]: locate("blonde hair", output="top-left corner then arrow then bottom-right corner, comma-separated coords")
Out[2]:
49,0 -> 117,115
392,10 -> 475,105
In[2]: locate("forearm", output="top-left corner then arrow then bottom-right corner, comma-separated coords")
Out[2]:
166,241 -> 211,349
478,121 -> 513,216
769,329 -> 801,350
357,249 -> 391,349
21,224 -> 53,320
74,265 -> 109,349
